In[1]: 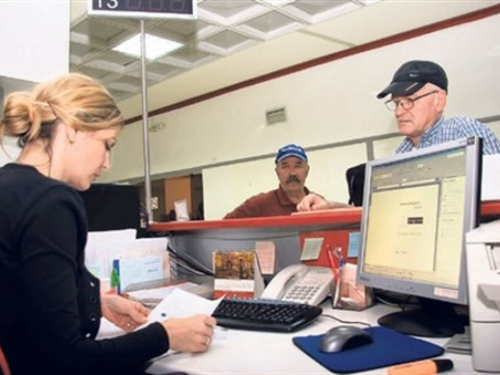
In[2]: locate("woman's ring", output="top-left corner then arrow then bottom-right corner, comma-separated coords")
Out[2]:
205,336 -> 211,346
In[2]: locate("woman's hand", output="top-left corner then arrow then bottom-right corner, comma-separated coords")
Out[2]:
101,293 -> 149,332
162,314 -> 217,353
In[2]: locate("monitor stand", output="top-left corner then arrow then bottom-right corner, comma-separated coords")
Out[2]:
377,298 -> 468,338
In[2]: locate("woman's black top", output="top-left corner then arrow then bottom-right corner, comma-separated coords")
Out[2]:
0,164 -> 168,374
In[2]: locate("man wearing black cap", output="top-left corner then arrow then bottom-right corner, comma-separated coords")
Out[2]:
223,144 -> 314,218
378,60 -> 500,154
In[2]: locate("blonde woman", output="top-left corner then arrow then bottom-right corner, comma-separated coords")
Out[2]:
0,73 -> 215,374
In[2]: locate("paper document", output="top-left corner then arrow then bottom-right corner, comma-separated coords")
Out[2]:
145,289 -> 229,343
127,281 -> 213,302
147,288 -> 223,324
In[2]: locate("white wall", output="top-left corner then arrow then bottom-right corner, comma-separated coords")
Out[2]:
99,14 -> 500,219
0,136 -> 22,166
0,0 -> 70,165
0,0 -> 70,83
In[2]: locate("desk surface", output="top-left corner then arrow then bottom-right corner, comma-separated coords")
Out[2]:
145,303 -> 477,375
143,204 -> 497,374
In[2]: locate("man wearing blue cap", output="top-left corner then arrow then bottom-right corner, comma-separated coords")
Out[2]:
223,144 -> 315,218
378,60 -> 500,154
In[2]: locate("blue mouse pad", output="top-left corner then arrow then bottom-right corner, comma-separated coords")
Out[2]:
292,326 -> 444,373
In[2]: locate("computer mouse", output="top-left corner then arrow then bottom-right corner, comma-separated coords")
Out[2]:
319,325 -> 373,353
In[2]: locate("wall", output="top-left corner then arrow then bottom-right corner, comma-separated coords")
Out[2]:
0,136 -> 22,166
99,13 -> 500,219
0,1 -> 69,84
0,0 -> 70,165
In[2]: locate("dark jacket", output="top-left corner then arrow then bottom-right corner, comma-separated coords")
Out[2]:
0,164 -> 168,374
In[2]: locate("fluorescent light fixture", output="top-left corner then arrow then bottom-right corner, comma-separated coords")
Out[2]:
113,34 -> 183,60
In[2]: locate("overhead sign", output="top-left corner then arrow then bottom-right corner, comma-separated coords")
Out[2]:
88,0 -> 197,19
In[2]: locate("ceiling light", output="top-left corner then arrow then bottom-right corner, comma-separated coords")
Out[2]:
113,34 -> 183,60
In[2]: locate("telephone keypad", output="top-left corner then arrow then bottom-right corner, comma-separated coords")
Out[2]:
284,284 -> 322,303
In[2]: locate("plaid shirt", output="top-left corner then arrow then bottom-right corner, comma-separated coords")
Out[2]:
394,116 -> 500,155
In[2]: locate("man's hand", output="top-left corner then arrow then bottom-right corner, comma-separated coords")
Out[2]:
297,194 -> 352,212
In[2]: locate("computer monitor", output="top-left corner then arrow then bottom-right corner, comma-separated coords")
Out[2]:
357,136 -> 482,338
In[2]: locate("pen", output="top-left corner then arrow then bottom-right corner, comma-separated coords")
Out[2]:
387,359 -> 453,375
326,245 -> 339,283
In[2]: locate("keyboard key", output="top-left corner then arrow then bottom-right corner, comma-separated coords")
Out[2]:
212,298 -> 322,332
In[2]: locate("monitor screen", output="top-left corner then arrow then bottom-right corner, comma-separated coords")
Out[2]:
357,137 -> 482,337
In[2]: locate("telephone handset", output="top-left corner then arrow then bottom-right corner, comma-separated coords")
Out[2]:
260,264 -> 334,306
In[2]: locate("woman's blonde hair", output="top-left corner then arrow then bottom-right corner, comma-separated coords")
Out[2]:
0,72 -> 123,147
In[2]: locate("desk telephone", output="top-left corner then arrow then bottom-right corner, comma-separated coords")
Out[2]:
260,264 -> 334,305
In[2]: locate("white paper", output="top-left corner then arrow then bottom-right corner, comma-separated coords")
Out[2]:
174,199 -> 190,221
482,154 -> 500,201
97,289 -> 228,342
88,229 -> 137,243
147,288 -> 223,323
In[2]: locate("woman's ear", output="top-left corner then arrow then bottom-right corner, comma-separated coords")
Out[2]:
66,124 -> 77,144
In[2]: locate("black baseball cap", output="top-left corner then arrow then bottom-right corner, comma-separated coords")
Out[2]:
377,60 -> 448,99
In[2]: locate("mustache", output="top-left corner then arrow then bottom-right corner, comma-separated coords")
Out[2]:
286,176 -> 301,184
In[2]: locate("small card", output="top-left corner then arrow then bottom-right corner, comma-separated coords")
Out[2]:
300,237 -> 323,261
347,232 -> 361,258
213,251 -> 257,299
255,241 -> 275,275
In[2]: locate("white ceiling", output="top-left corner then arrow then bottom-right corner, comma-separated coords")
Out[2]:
69,0 -> 500,109
2,1 -> 498,114
70,0 -> 381,103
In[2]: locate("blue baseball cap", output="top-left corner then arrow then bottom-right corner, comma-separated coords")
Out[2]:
275,144 -> 308,163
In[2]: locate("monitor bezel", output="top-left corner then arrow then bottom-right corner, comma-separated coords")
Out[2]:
357,136 -> 482,306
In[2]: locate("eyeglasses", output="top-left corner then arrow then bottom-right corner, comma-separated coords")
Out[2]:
384,90 -> 439,111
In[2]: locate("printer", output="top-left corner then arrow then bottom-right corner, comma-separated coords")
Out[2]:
466,220 -> 500,373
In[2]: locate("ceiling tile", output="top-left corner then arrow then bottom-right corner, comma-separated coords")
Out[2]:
68,0 -> 496,106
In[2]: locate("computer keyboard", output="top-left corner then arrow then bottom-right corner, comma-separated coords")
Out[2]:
212,298 -> 323,332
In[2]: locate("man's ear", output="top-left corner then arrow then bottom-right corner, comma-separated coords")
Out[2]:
436,90 -> 447,112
